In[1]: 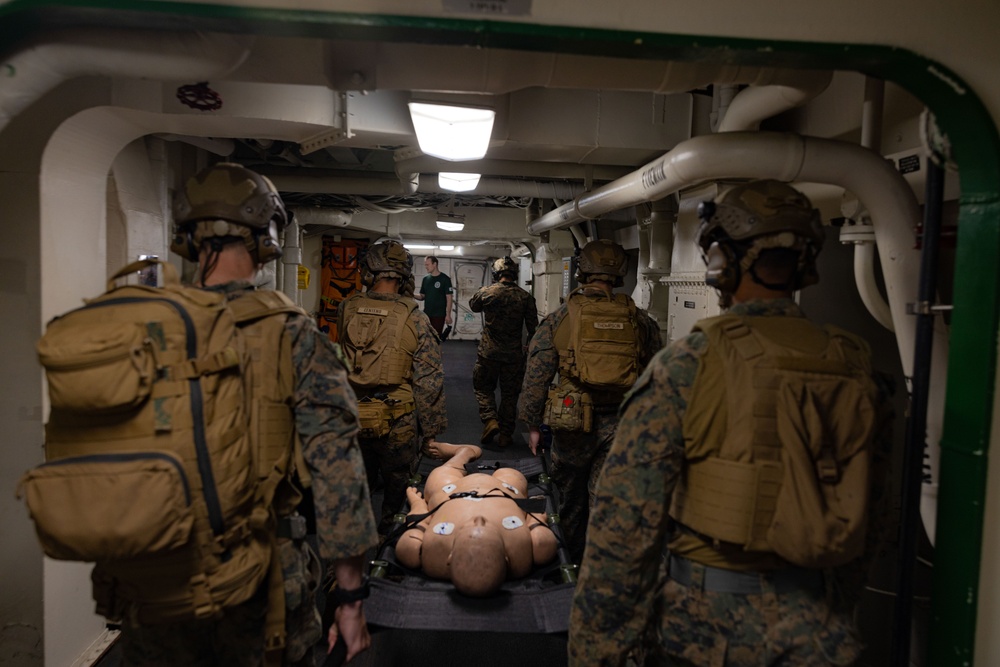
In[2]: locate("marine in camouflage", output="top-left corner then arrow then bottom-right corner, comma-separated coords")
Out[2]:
567,298 -> 894,667
518,285 -> 661,562
470,279 -> 538,437
124,282 -> 377,667
338,290 -> 447,533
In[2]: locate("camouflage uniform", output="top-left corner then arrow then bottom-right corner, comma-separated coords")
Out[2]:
122,282 -> 378,667
337,291 -> 447,534
568,299 -> 893,667
518,285 -> 661,562
470,280 -> 538,438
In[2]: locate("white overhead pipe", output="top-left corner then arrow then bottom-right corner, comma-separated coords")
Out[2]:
394,155 -> 631,182
269,173 -> 589,200
717,71 -> 834,132
0,30 -> 253,132
525,130 -> 937,380
847,77 -> 895,331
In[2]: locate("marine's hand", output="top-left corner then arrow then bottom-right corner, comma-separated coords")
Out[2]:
328,601 -> 370,663
528,426 -> 542,456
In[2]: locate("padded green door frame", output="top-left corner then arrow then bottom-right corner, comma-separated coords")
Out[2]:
2,3 -> 998,664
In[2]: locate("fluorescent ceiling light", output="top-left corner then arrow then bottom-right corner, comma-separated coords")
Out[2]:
403,243 -> 436,250
439,172 -> 481,193
438,245 -> 455,251
408,102 -> 495,161
436,211 -> 465,232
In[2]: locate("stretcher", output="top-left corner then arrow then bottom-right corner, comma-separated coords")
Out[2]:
322,444 -> 578,666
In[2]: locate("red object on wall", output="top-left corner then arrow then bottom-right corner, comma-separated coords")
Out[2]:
318,238 -> 368,342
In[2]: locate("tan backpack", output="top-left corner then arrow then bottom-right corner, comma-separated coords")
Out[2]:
556,287 -> 640,391
671,314 -> 880,568
18,259 -> 270,625
339,294 -> 417,389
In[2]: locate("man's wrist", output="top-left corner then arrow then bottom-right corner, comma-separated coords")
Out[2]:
330,577 -> 371,608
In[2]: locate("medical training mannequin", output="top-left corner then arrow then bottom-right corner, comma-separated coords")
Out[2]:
395,443 -> 559,597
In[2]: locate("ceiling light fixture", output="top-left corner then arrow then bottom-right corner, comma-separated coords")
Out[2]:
403,243 -> 437,250
408,102 -> 495,161
436,211 -> 466,232
439,172 -> 481,193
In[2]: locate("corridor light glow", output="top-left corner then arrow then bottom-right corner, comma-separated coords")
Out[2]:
439,172 -> 481,192
408,102 -> 495,161
438,245 -> 455,251
436,219 -> 465,232
403,243 -> 436,250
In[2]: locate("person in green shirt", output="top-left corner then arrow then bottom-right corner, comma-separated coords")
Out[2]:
414,256 -> 454,335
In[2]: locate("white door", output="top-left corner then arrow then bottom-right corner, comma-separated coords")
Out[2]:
452,260 -> 488,340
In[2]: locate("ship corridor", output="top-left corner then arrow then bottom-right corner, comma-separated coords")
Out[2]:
96,339 -> 569,667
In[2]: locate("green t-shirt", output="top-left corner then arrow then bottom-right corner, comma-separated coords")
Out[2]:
421,272 -> 453,317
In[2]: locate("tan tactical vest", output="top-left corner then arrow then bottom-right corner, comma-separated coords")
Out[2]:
339,294 -> 418,401
227,290 -> 305,515
671,314 -> 880,569
553,287 -> 640,399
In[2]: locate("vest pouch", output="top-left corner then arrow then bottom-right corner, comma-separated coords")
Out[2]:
575,340 -> 638,390
279,537 -> 322,663
17,451 -> 194,561
544,386 -> 593,433
357,399 -> 392,439
766,369 -> 876,568
37,322 -> 155,414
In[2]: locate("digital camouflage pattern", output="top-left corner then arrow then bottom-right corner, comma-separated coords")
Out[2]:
120,587 -> 269,667
568,298 -> 894,667
471,280 -> 539,436
123,282 -> 377,666
338,290 -> 447,533
470,280 -> 538,363
518,286 -> 661,561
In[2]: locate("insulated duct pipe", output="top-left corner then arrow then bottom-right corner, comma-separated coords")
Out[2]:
647,197 -> 677,273
849,76 -> 895,332
269,173 -> 588,200
717,71 -> 834,132
281,217 -> 302,302
526,131 -> 937,385
0,30 -> 253,132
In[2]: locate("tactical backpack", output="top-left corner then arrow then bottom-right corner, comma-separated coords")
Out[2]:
338,294 -> 418,437
555,287 -> 640,391
671,314 -> 881,568
18,259 -> 270,625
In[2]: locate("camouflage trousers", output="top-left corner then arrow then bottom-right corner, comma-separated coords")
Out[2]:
119,585 -> 268,667
472,354 -> 525,435
359,410 -> 419,534
649,566 -> 863,666
550,412 -> 619,563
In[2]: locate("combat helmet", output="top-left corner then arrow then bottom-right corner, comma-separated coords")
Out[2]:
576,239 -> 628,287
361,240 -> 413,289
171,162 -> 288,264
696,179 -> 825,292
491,256 -> 518,282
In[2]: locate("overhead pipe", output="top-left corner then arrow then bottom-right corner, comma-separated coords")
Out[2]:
268,172 -> 588,200
394,155 -> 631,182
525,131 -> 941,388
844,76 -> 895,331
716,70 -> 834,132
0,29 -> 253,132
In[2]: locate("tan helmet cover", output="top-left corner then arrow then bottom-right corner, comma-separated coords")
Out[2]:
361,241 -> 414,288
696,180 -> 825,291
576,239 -> 627,287
491,256 -> 518,281
696,179 -> 824,253
171,162 -> 288,263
